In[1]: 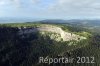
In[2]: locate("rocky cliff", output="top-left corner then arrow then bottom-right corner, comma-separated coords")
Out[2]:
18,25 -> 86,41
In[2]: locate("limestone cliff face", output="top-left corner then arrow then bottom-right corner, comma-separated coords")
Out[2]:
18,25 -> 86,41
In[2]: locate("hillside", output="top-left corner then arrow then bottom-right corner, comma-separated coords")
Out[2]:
0,23 -> 99,66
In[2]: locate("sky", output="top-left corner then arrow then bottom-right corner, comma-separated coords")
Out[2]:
0,0 -> 100,19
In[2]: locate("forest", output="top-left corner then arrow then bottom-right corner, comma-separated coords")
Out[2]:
0,23 -> 100,66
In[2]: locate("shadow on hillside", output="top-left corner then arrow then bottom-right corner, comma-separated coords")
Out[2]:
0,26 -> 60,66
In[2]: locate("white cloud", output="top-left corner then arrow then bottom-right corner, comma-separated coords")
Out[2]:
0,0 -> 100,18
0,1 -> 5,5
0,0 -> 13,6
30,0 -> 40,4
48,0 -> 100,16
0,0 -> 39,7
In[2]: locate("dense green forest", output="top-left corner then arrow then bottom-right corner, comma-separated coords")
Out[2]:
0,23 -> 100,66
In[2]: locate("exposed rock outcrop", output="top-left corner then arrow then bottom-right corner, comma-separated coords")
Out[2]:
18,25 -> 86,41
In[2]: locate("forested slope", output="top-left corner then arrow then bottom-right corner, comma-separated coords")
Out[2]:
0,23 -> 99,66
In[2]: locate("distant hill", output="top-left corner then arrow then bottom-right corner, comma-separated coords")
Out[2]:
0,17 -> 41,23
39,19 -> 100,26
39,19 -> 68,24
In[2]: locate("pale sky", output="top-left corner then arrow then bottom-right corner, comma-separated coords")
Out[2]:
0,0 -> 100,19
